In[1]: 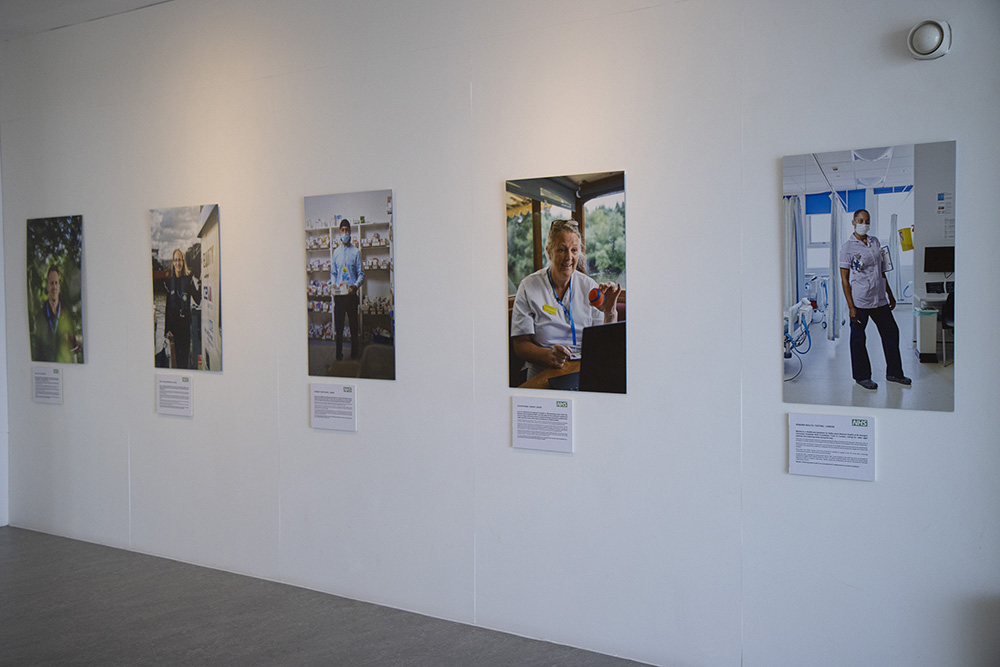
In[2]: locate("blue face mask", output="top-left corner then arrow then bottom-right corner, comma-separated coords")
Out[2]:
340,233 -> 351,244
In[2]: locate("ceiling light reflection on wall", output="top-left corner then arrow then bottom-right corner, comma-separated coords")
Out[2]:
853,147 -> 892,162
856,176 -> 885,187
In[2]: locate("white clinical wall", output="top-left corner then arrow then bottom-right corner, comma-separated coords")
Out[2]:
913,141 -> 957,295
2,1 -> 999,666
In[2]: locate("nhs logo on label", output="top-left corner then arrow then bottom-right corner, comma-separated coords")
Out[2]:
852,419 -> 868,427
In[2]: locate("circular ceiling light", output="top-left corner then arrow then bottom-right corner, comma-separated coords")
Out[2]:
908,20 -> 952,60
853,147 -> 893,162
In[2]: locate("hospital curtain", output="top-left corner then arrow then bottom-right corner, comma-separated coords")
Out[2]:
783,196 -> 801,311
828,193 -> 842,341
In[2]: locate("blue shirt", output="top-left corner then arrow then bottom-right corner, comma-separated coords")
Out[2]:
331,242 -> 364,291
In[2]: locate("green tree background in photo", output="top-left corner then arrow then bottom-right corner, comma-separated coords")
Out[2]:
583,197 -> 626,287
506,194 -> 625,294
27,216 -> 84,363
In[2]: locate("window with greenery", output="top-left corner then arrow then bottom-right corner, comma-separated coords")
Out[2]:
506,173 -> 626,296
506,194 -> 537,294
583,192 -> 625,287
506,198 -> 574,293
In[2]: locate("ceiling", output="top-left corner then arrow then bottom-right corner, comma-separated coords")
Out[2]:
0,0 -> 171,42
783,144 -> 916,195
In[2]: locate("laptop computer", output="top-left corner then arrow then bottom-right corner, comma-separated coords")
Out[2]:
547,321 -> 626,394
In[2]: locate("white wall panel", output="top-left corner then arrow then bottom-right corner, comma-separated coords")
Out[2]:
2,96 -> 133,546
739,1 -> 1000,666
269,40 -> 478,620
468,2 -> 744,663
0,105 -> 7,526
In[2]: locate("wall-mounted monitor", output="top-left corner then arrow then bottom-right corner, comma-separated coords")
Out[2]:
923,245 -> 954,273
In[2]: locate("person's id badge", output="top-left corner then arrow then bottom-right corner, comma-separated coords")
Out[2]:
543,304 -> 558,316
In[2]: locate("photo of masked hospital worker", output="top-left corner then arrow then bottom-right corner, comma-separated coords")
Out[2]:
782,141 -> 954,411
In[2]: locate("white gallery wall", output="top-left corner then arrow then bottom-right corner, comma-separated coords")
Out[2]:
0,101 -> 7,527
2,1 -> 998,666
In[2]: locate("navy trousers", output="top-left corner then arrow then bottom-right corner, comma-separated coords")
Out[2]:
849,304 -> 904,381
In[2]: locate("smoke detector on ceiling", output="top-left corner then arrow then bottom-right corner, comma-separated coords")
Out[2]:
907,20 -> 952,60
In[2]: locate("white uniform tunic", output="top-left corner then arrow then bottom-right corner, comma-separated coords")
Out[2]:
510,268 -> 604,379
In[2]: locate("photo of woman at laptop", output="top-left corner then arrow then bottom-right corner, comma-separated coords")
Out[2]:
507,171 -> 627,393
510,219 -> 624,393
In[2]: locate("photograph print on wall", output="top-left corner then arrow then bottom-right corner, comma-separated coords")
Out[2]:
150,204 -> 222,371
506,172 -> 626,393
305,189 -> 395,380
27,215 -> 85,364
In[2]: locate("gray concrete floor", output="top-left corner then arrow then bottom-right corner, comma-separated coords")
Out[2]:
0,527 -> 649,667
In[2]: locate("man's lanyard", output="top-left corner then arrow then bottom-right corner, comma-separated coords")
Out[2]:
339,248 -> 352,284
547,269 -> 576,346
45,300 -> 61,333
